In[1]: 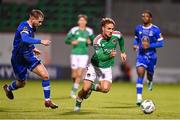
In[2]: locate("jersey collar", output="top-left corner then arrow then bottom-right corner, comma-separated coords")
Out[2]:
26,21 -> 33,28
142,24 -> 152,29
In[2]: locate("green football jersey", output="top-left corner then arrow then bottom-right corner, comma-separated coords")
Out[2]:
91,31 -> 125,68
65,26 -> 94,55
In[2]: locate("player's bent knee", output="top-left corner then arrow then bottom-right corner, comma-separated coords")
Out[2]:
82,87 -> 90,93
101,86 -> 110,93
41,73 -> 49,80
102,88 -> 110,93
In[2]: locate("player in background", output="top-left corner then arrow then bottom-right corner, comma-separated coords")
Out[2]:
3,9 -> 58,109
64,14 -> 94,99
133,10 -> 164,106
74,18 -> 127,112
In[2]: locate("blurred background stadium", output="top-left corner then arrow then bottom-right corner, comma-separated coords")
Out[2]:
0,0 -> 180,83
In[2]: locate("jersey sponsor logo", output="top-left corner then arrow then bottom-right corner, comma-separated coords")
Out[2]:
142,29 -> 149,35
77,37 -> 86,42
76,31 -> 79,35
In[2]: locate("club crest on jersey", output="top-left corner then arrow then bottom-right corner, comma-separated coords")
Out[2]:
22,26 -> 29,32
112,39 -> 117,44
149,31 -> 153,36
23,26 -> 28,31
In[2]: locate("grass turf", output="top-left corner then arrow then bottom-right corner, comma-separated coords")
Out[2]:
0,80 -> 180,119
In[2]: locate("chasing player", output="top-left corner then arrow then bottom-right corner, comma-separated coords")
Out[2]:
3,9 -> 58,109
133,10 -> 164,105
64,14 -> 94,99
74,18 -> 127,111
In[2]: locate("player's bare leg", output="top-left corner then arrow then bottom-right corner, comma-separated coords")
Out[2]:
70,69 -> 78,98
71,68 -> 84,98
136,66 -> 145,106
33,63 -> 58,109
94,80 -> 111,93
74,80 -> 92,112
147,72 -> 153,91
83,80 -> 111,99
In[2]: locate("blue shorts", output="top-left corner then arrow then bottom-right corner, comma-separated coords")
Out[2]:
11,52 -> 41,80
136,53 -> 157,75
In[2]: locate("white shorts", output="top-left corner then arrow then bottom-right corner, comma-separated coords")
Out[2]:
83,64 -> 112,83
71,55 -> 89,69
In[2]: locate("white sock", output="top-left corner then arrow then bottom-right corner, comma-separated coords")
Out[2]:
73,83 -> 79,89
137,94 -> 142,101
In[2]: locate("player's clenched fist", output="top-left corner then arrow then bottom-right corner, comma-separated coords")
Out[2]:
120,53 -> 127,63
110,49 -> 117,58
71,40 -> 79,45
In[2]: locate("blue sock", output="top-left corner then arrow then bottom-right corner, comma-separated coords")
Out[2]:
8,80 -> 18,91
42,80 -> 50,100
136,77 -> 144,96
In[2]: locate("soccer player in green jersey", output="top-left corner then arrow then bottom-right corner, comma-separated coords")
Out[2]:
74,18 -> 127,111
65,14 -> 95,99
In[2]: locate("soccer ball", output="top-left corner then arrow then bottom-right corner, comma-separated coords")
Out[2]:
141,99 -> 155,114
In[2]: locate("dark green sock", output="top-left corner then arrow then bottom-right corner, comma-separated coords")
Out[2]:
91,83 -> 97,91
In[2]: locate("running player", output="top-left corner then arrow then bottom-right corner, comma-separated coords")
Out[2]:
65,14 -> 94,99
133,10 -> 164,105
74,18 -> 127,111
3,9 -> 58,109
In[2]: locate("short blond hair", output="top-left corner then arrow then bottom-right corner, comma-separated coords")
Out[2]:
78,14 -> 88,21
29,9 -> 44,19
101,18 -> 115,27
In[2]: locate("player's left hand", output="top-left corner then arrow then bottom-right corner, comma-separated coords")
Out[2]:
120,53 -> 127,63
87,38 -> 91,45
33,48 -> 41,57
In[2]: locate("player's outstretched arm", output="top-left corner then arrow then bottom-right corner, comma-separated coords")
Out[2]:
149,40 -> 164,48
21,33 -> 41,44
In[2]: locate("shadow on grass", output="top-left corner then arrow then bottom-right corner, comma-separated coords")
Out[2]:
0,107 -> 44,113
61,111 -> 95,115
51,96 -> 71,100
32,96 -> 71,100
102,105 -> 137,109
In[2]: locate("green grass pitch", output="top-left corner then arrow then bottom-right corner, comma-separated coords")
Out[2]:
0,80 -> 180,119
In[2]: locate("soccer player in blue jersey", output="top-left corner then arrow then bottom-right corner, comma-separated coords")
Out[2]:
133,10 -> 164,105
3,9 -> 58,109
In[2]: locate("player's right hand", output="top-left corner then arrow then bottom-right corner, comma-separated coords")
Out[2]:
110,49 -> 117,58
71,40 -> 79,45
133,45 -> 139,51
41,39 -> 51,46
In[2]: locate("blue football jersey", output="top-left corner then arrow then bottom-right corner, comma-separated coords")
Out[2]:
12,21 -> 36,56
134,24 -> 164,55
